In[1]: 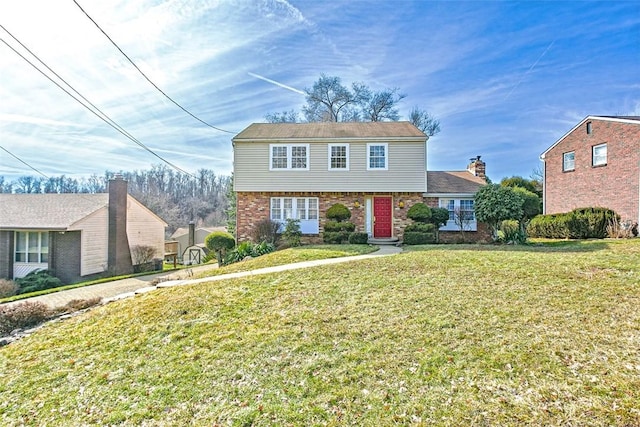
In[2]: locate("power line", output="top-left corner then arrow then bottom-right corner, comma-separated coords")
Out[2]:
72,0 -> 236,134
0,24 -> 196,178
0,145 -> 49,178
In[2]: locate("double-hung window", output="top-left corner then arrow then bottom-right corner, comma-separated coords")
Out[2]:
14,231 -> 49,263
563,151 -> 575,171
439,199 -> 477,231
592,143 -> 607,167
328,144 -> 349,170
366,143 -> 388,170
270,144 -> 309,170
270,197 -> 319,234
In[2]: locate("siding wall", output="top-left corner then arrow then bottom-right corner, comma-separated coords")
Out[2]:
234,140 -> 427,192
71,208 -> 109,276
126,198 -> 166,261
544,119 -> 640,223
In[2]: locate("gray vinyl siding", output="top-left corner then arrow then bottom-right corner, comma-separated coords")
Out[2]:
127,198 -> 166,260
71,207 -> 109,276
234,141 -> 427,192
0,230 -> 13,279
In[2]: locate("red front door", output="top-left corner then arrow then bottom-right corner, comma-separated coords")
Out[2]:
373,197 -> 392,238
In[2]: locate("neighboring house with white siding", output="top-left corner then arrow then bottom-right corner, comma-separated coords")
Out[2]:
0,176 -> 167,284
232,121 -> 490,244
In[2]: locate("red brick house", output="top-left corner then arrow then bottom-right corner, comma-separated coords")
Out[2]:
540,116 -> 640,226
232,122 -> 489,244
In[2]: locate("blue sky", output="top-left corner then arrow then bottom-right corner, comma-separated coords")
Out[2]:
1,0 -> 638,182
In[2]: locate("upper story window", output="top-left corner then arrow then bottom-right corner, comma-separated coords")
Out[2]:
592,143 -> 607,167
328,144 -> 349,170
367,143 -> 388,170
15,231 -> 49,263
586,121 -> 592,134
563,151 -> 575,171
270,144 -> 309,170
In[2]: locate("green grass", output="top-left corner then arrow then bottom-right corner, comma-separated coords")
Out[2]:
1,239 -> 639,426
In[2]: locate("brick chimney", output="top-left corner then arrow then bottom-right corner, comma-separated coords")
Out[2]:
108,174 -> 133,275
467,156 -> 486,181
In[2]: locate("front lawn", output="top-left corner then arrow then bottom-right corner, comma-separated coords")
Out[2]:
1,239 -> 638,425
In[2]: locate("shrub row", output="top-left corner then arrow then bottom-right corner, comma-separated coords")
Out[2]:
323,231 -> 369,244
527,207 -> 619,239
225,241 -> 275,264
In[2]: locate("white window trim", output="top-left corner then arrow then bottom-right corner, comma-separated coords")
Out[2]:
563,151 -> 575,171
270,197 -> 319,234
269,144 -> 310,171
439,198 -> 477,231
366,143 -> 388,171
328,143 -> 350,171
14,230 -> 49,264
592,143 -> 607,167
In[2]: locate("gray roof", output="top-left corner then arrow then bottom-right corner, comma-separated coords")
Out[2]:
0,193 -> 108,230
170,226 -> 225,239
427,171 -> 486,194
233,121 -> 426,141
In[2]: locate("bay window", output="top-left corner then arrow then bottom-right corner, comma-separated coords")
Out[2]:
270,197 -> 319,234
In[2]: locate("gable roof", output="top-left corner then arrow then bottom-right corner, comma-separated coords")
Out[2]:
540,115 -> 640,159
170,226 -> 225,239
233,121 -> 427,142
0,193 -> 109,230
426,171 -> 486,195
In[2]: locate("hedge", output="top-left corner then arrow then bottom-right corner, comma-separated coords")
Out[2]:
527,207 -> 619,239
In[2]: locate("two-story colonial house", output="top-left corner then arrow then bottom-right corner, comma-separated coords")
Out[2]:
233,121 -> 489,244
540,116 -> 640,226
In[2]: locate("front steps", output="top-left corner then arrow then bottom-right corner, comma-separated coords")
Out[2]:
367,237 -> 401,246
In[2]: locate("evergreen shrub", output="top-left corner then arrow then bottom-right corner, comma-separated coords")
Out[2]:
348,232 -> 369,244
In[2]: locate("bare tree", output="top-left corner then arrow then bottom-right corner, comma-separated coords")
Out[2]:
409,107 -> 441,137
453,206 -> 474,242
302,74 -> 364,122
360,87 -> 406,122
265,110 -> 300,123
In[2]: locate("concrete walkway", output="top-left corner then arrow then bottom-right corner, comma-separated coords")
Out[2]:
4,245 -> 402,309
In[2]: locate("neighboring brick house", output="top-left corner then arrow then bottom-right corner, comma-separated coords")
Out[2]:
0,176 -> 167,284
540,116 -> 640,225
232,121 -> 489,244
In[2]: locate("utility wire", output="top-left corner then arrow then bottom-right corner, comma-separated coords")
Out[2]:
0,145 -> 49,179
72,0 -> 236,134
0,25 -> 196,178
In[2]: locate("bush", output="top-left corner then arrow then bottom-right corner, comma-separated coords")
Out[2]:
326,203 -> 351,222
430,207 -> 450,229
607,218 -> 639,239
64,297 -> 102,312
0,279 -> 19,298
251,219 -> 281,245
348,232 -> 369,244
323,231 -> 351,244
528,207 -> 619,239
205,231 -> 236,266
405,223 -> 435,233
407,203 -> 432,223
324,220 -> 356,232
0,301 -> 51,335
403,231 -> 435,245
16,270 -> 63,294
499,219 -> 525,244
225,241 -> 276,265
283,218 -> 302,247
131,245 -> 157,265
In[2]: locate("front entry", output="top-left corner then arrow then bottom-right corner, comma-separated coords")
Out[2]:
373,197 -> 393,238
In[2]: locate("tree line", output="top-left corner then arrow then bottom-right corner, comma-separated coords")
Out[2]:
0,165 -> 231,236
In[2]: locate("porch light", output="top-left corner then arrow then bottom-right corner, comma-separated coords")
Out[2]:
354,200 -> 360,208
398,200 -> 405,209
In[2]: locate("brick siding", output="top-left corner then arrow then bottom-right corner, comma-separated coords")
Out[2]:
237,192 -> 489,244
544,119 -> 640,223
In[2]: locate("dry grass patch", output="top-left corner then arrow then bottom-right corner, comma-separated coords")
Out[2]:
0,240 -> 638,426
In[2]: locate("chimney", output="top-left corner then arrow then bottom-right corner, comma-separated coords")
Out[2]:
108,174 -> 133,275
188,221 -> 195,247
467,155 -> 486,181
